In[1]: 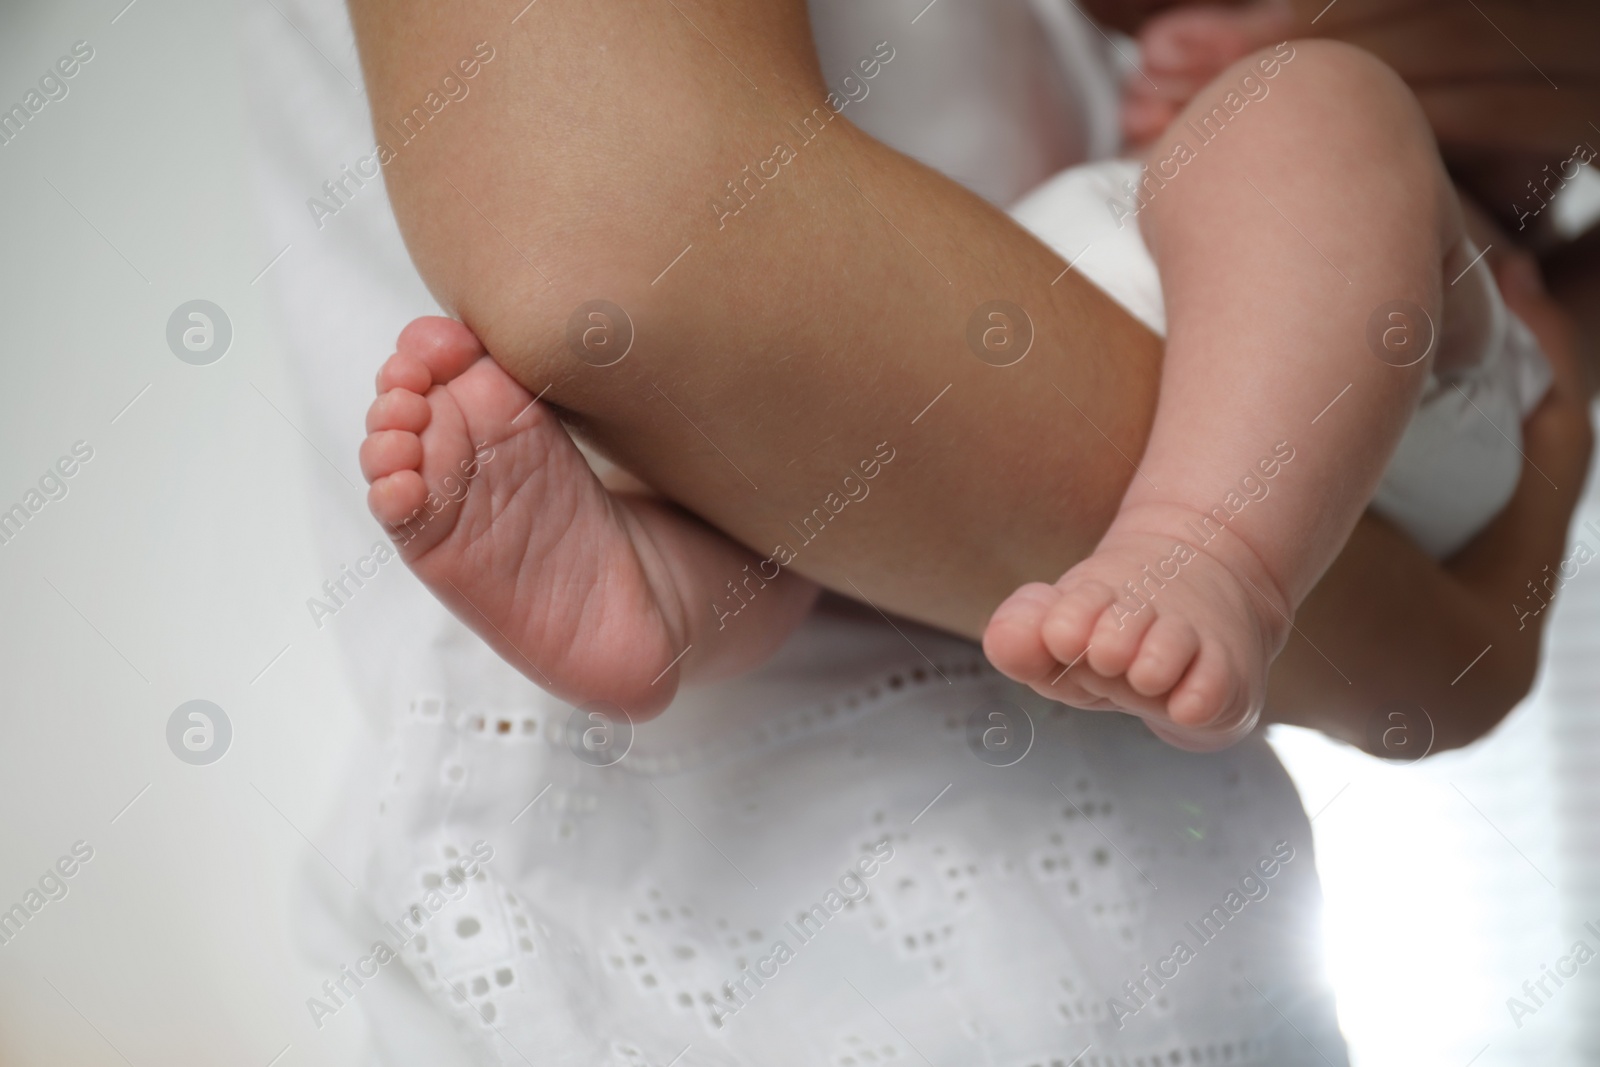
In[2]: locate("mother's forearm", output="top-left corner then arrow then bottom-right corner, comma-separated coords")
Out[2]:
1269,271 -> 1594,756
1266,513 -> 1534,756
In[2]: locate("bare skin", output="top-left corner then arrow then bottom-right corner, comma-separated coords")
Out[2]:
1126,0 -> 1600,422
348,0 -> 1165,642
347,0 -> 1589,753
361,317 -> 818,715
1119,0 -> 1600,231
362,42 -> 1534,750
984,42 -> 1496,747
360,259 -> 1587,753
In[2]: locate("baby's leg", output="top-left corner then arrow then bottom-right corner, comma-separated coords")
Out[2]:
988,41 -> 1478,743
361,318 -> 818,717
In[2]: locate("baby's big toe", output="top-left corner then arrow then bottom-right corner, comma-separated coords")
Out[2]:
397,316 -> 486,385
984,583 -> 1063,684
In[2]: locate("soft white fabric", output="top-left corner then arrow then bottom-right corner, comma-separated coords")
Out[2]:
239,0 -> 1350,1063
1010,158 -> 1553,559
353,603 -> 1346,1066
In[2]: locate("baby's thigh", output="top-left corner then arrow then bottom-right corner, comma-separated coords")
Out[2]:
1139,41 -> 1461,344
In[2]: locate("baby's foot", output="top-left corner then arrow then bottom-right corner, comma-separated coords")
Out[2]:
360,317 -> 690,716
1122,1 -> 1294,146
984,510 -> 1290,750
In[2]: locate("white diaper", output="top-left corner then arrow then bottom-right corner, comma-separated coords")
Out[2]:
1010,159 -> 1553,559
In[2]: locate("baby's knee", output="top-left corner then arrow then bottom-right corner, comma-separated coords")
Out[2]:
1249,40 -> 1432,167
1174,39 -> 1443,216
1264,38 -> 1401,93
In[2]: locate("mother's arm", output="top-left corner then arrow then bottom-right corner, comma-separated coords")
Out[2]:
1270,256 -> 1592,753
1108,0 -> 1600,228
346,0 -> 1584,755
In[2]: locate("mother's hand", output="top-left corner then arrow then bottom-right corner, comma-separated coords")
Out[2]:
1113,0 -> 1599,225
1448,253 -> 1594,601
1266,253 -> 1592,756
1292,0 -> 1600,229
1286,0 -> 1599,159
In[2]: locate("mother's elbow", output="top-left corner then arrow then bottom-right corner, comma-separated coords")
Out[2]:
1427,646 -> 1539,755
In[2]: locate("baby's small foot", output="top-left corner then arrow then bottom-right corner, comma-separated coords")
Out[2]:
984,514 -> 1289,750
361,317 -> 689,716
1122,1 -> 1294,145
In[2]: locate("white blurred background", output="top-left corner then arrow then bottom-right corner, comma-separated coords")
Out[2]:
0,1 -> 366,1064
0,1 -> 1598,1064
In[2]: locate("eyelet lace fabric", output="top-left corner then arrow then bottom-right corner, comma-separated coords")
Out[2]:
349,601 -> 1346,1066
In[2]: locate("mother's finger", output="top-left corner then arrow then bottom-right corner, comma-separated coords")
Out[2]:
1415,83 -> 1600,157
1299,0 -> 1598,73
1495,253 -> 1593,495
1499,253 -> 1585,397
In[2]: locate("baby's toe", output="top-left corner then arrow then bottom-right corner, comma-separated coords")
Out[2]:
1167,642 -> 1237,728
1067,667 -> 1169,720
367,469 -> 428,528
376,351 -> 432,395
1120,90 -> 1180,146
1139,22 -> 1227,76
360,429 -> 424,483
1085,595 -> 1154,677
398,316 -> 486,385
984,583 -> 1063,684
366,389 -> 432,434
1126,616 -> 1199,697
1040,579 -> 1116,668
1139,3 -> 1290,75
